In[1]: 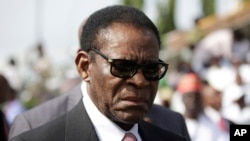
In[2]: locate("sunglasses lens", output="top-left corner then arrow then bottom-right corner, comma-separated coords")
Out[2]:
111,59 -> 168,80
143,63 -> 167,80
111,60 -> 137,78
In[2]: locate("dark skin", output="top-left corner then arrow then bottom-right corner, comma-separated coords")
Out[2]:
182,92 -> 202,119
75,22 -> 159,130
0,75 -> 12,104
201,85 -> 222,111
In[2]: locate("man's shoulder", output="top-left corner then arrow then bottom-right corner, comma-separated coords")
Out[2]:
139,121 -> 187,141
147,104 -> 184,124
21,85 -> 82,119
10,100 -> 95,141
10,114 -> 67,141
150,104 -> 182,116
147,104 -> 190,140
9,85 -> 82,139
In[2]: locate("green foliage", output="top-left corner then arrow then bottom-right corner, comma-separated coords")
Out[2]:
202,0 -> 215,17
242,0 -> 250,3
121,0 -> 144,10
121,0 -> 176,48
156,0 -> 176,35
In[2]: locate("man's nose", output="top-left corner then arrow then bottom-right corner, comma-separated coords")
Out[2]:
127,70 -> 150,88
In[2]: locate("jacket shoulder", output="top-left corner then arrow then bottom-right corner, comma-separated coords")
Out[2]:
139,121 -> 187,141
10,114 -> 66,141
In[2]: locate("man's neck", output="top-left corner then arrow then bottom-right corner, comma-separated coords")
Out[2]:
114,121 -> 134,131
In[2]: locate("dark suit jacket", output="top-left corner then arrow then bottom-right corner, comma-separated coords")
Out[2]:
9,85 -> 190,140
147,104 -> 189,138
0,110 -> 9,141
10,100 -> 187,141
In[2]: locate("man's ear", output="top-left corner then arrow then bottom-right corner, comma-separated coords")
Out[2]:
75,49 -> 90,82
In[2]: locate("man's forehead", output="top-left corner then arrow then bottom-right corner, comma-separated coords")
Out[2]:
96,22 -> 155,41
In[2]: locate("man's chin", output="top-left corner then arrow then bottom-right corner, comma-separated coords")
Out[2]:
112,114 -> 144,130
115,110 -> 146,124
109,103 -> 150,125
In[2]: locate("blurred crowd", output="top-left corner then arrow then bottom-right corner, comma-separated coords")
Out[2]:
0,43 -> 80,140
1,27 -> 250,141
156,28 -> 250,141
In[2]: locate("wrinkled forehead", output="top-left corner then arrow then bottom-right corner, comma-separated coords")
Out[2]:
95,23 -> 160,61
97,22 -> 158,43
99,21 -> 157,38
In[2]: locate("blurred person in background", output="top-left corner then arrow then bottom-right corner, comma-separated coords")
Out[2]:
174,72 -> 225,141
203,55 -> 235,92
231,30 -> 250,64
3,57 -> 23,93
24,43 -> 53,105
191,29 -> 233,76
201,83 -> 230,141
222,64 -> 250,125
168,59 -> 195,114
2,84 -> 25,127
0,111 -> 8,141
177,73 -> 203,141
0,73 -> 25,127
32,43 -> 53,103
0,74 -> 11,141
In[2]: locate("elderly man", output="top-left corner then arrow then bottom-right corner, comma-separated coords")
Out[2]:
10,5 -> 187,141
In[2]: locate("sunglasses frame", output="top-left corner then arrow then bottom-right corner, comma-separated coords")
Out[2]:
89,48 -> 168,81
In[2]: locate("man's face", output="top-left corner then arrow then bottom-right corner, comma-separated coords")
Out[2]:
203,87 -> 222,111
182,92 -> 202,114
87,23 -> 160,124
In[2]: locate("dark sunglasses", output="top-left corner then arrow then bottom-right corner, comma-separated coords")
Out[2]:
90,48 -> 168,81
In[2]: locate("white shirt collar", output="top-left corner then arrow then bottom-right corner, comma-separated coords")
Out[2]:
81,82 -> 142,141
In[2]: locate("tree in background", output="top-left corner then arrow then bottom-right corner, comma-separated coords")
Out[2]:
155,0 -> 176,36
121,0 -> 176,42
121,0 -> 144,10
242,0 -> 250,3
201,0 -> 215,17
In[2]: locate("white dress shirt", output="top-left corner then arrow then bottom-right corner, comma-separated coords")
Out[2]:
186,112 -> 229,141
204,107 -> 229,141
81,82 -> 142,141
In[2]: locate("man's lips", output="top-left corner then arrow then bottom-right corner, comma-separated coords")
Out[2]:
121,97 -> 147,105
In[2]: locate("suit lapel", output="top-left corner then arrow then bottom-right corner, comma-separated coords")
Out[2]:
138,121 -> 166,141
65,100 -> 99,141
138,121 -> 153,141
